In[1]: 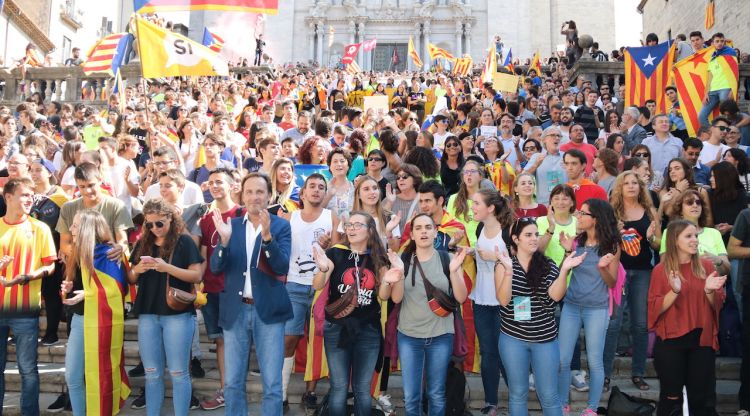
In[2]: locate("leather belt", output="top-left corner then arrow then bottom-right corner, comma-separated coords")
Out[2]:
241,297 -> 255,305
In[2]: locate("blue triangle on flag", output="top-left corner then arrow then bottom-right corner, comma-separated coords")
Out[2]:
627,40 -> 672,79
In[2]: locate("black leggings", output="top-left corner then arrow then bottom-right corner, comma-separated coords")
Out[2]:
653,329 -> 716,416
41,264 -> 65,338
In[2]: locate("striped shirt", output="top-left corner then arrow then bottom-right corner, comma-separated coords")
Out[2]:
499,256 -> 559,343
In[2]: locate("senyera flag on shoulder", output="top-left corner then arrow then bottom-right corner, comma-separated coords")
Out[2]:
134,0 -> 278,14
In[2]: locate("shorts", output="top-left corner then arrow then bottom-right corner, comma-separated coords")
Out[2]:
201,292 -> 223,340
284,282 -> 315,336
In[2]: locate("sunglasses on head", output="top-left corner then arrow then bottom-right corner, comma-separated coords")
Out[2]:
145,221 -> 166,230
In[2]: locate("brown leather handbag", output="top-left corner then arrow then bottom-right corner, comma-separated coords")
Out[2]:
164,253 -> 196,312
324,257 -> 366,319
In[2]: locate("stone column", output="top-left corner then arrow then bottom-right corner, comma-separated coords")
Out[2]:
358,22 -> 366,69
423,21 -> 431,71
455,21 -> 463,57
349,21 -> 355,45
464,23 -> 472,57
309,23 -> 317,63
319,24 -> 326,67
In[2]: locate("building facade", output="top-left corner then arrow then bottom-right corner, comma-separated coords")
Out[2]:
639,0 -> 749,50
189,0 -> 617,70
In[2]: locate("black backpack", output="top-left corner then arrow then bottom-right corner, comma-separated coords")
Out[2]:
445,362 -> 470,416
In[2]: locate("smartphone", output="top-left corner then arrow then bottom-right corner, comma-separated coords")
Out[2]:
140,256 -> 155,263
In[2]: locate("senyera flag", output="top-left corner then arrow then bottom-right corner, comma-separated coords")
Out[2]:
624,40 -> 675,114
134,0 -> 278,14
362,38 -> 377,52
342,43 -> 361,65
82,33 -> 134,76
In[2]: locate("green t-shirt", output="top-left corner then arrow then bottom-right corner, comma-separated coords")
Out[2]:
366,135 -> 381,154
57,195 -> 134,239
659,226 -> 726,256
708,53 -> 736,91
446,194 -> 478,246
536,216 -> 578,267
82,125 -> 105,151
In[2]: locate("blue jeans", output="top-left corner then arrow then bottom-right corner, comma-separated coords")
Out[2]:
558,305 -> 609,410
324,321 -> 381,416
698,88 -> 732,127
285,282 -> 315,336
473,303 -> 508,405
65,314 -> 85,415
0,316 -> 40,416
499,332 -> 562,416
398,331 -> 454,416
138,313 -> 193,416
223,302 -> 285,415
603,269 -> 650,378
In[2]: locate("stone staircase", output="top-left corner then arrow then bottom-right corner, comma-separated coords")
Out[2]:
1,316 -> 742,415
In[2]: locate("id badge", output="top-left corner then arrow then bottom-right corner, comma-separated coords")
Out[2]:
513,296 -> 532,321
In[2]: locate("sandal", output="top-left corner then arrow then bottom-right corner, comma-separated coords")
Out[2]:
603,377 -> 611,392
632,376 -> 650,391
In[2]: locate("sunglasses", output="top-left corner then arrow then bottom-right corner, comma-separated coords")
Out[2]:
145,220 -> 166,230
445,142 -> 460,148
634,152 -> 650,158
715,125 -> 730,132
397,174 -> 411,180
408,118 -> 418,121
684,199 -> 703,207
368,157 -> 384,163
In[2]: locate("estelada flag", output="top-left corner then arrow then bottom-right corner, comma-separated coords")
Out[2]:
624,40 -> 675,114
503,48 -> 514,73
452,57 -> 473,76
135,16 -> 228,78
134,0 -> 278,14
362,38 -> 377,52
342,43 -> 361,65
673,46 -> 739,136
83,33 -> 134,76
83,244 -> 130,415
408,36 -> 423,68
201,27 -> 225,53
428,43 -> 454,61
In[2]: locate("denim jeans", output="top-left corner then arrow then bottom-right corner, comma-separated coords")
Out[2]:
191,314 -> 202,360
223,302 -> 285,416
324,321 -> 381,416
138,313 -> 193,416
558,304 -> 609,410
65,314 -> 85,415
603,268 -> 650,378
473,303 -> 508,405
0,316 -> 40,416
398,331 -> 453,416
698,88 -> 732,127
499,332 -> 562,416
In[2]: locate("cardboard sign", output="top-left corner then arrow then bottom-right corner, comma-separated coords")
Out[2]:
363,95 -> 389,114
492,72 -> 520,93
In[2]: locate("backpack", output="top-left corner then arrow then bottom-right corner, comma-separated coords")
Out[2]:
445,362 -> 470,416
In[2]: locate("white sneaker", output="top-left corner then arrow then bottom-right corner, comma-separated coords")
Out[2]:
737,410 -> 749,416
375,394 -> 394,414
529,373 -> 536,391
570,370 -> 589,392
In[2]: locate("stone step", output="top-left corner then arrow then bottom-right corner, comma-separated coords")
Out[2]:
1,362 -> 742,414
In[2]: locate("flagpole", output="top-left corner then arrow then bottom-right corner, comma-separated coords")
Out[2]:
131,14 -> 156,162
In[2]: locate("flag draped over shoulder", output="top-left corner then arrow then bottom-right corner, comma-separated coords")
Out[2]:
502,48 -> 514,73
83,33 -> 134,76
528,51 -> 541,75
408,36 -> 422,68
134,0 -> 278,14
135,17 -> 228,78
428,43 -> 454,61
673,46 -> 739,136
83,244 -> 130,415
481,43 -> 497,83
201,28 -> 225,53
624,40 -> 675,114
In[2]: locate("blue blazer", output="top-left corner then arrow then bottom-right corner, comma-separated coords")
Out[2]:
210,214 -> 293,328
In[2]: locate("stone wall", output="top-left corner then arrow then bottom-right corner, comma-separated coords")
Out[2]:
641,0 -> 750,50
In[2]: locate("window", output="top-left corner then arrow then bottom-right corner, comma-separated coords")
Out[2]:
61,36 -> 72,64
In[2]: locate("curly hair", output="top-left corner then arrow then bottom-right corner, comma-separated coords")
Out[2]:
297,135 -> 325,164
670,189 -> 708,227
403,147 -> 439,178
132,198 -> 186,261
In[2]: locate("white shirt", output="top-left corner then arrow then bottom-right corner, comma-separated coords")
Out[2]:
699,141 -> 730,165
103,157 -> 139,214
144,180 -> 204,205
471,226 -> 508,305
243,219 -> 263,299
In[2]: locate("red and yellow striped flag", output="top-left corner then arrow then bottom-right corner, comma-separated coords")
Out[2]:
83,244 -> 130,415
528,51 -> 542,76
481,43 -> 497,83
705,0 -> 715,30
134,0 -> 278,14
408,36 -> 423,68
345,61 -> 362,74
428,43 -> 454,61
452,57 -> 473,76
673,46 -> 739,136
624,40 -> 676,114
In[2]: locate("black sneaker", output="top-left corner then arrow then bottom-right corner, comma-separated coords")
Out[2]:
41,334 -> 60,346
131,388 -> 146,409
190,394 -> 200,410
128,361 -> 145,378
283,400 -> 289,413
47,392 -> 70,412
301,391 -> 318,409
190,357 -> 205,378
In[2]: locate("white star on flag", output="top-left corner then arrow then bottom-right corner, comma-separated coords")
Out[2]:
642,54 -> 656,66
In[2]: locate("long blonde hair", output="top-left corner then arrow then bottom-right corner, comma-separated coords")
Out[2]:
65,210 -> 113,282
610,171 -> 656,221
271,157 -> 295,206
662,220 -> 705,279
353,176 -> 391,235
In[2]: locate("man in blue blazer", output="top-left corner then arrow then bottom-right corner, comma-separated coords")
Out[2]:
210,172 -> 293,416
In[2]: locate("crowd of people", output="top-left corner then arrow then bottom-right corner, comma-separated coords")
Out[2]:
0,23 -> 748,416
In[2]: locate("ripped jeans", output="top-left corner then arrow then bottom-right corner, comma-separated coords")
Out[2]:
138,313 -> 194,416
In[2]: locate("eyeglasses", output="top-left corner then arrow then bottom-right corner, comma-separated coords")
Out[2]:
397,174 -> 411,180
574,210 -> 594,217
445,142 -> 460,148
408,118 -> 418,121
683,199 -> 703,207
634,152 -> 650,158
343,222 -> 366,230
145,220 -> 166,230
714,125 -> 730,132
367,157 -> 384,163
463,169 -> 480,176
523,146 -> 538,152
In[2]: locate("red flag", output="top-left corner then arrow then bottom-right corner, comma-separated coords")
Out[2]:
391,47 -> 400,65
342,43 -> 361,65
362,38 -> 377,52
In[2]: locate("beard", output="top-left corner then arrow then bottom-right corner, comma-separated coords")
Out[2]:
561,119 -> 572,126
